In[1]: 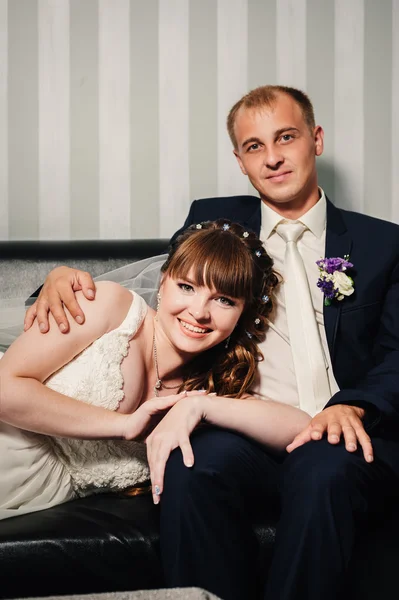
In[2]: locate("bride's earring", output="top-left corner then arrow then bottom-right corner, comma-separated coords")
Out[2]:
157,292 -> 161,312
225,335 -> 231,349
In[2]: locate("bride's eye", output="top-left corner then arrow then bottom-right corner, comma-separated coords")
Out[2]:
178,283 -> 194,293
216,296 -> 235,307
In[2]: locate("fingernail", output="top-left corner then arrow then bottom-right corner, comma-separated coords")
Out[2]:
87,289 -> 95,299
348,443 -> 356,451
185,462 -> 193,468
75,315 -> 83,324
153,496 -> 160,505
367,455 -> 374,463
39,323 -> 46,332
59,323 -> 66,332
154,485 -> 161,496
313,432 -> 321,440
331,435 -> 339,442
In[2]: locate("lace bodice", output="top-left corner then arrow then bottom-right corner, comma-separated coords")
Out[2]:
44,291 -> 150,496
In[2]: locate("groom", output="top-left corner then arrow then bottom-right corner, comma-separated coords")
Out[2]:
25,85 -> 399,600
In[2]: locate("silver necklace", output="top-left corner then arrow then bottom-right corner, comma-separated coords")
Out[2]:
152,327 -> 181,397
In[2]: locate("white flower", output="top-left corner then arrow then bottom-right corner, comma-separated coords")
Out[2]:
332,271 -> 354,299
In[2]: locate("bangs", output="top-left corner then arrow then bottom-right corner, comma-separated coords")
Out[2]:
165,230 -> 254,300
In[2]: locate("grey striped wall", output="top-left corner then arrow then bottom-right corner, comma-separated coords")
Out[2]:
0,0 -> 397,240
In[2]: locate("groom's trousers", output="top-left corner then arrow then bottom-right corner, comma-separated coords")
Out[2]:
160,426 -> 399,600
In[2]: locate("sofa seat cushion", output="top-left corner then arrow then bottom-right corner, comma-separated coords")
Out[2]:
0,494 -> 164,599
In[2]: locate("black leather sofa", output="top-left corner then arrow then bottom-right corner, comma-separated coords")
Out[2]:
0,240 -> 398,600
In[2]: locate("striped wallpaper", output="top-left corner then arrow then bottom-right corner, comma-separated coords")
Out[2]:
0,0 -> 398,241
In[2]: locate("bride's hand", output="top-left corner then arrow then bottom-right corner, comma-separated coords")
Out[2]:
122,392 -> 186,441
146,394 -> 207,505
122,391 -> 203,442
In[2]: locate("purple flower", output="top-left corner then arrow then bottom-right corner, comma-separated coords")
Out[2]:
317,278 -> 337,300
316,257 -> 353,274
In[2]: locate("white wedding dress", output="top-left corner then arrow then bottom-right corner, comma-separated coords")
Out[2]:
0,291 -> 151,521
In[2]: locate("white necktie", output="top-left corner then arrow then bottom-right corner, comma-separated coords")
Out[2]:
276,221 -> 331,415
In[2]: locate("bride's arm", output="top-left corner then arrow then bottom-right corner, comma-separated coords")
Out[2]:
0,282 -> 136,438
146,394 -> 311,503
202,394 -> 311,448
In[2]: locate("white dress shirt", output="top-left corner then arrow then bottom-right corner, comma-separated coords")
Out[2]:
252,190 -> 340,415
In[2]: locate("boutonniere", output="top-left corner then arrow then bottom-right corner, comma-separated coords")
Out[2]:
316,255 -> 354,306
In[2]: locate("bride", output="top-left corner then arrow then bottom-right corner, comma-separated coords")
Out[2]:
0,220 -> 311,519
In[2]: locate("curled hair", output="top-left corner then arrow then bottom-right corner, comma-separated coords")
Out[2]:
227,85 -> 316,149
161,220 -> 279,398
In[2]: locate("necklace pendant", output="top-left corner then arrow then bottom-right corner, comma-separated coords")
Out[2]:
154,379 -> 162,390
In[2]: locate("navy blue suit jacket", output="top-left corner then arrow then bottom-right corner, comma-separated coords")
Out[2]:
172,195 -> 399,429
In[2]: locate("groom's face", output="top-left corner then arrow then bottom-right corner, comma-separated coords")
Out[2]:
233,93 -> 324,214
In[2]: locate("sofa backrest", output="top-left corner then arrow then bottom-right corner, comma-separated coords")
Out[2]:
0,240 -> 169,301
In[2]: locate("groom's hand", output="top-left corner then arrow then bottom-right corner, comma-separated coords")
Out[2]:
286,404 -> 374,463
24,266 -> 96,334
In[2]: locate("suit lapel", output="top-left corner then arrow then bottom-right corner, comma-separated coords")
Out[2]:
243,202 -> 261,236
324,199 -> 353,362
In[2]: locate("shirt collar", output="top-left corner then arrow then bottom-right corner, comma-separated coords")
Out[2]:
261,188 -> 327,239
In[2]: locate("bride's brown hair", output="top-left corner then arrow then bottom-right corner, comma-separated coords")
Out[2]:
161,220 -> 279,397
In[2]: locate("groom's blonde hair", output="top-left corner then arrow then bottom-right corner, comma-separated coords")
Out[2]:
227,85 -> 316,149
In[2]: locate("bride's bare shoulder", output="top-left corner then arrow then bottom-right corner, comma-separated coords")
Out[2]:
76,281 -> 135,333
